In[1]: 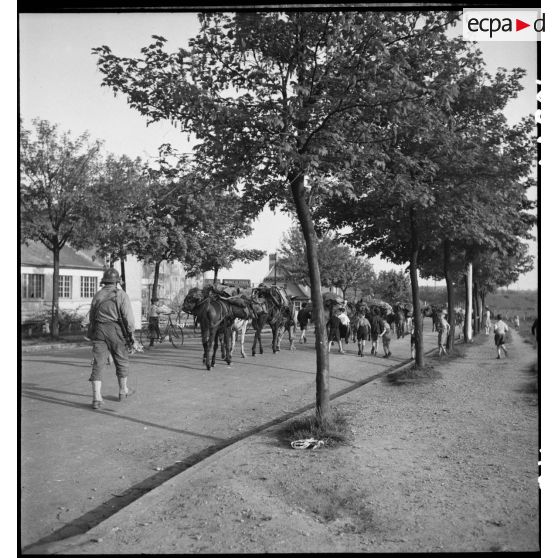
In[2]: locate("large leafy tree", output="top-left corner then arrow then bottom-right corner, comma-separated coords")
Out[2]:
278,226 -> 374,299
372,270 -> 411,304
93,10 -> 462,420
131,160 -> 209,300
417,62 -> 536,346
316,37 -> 535,362
92,154 -> 148,290
20,119 -> 102,337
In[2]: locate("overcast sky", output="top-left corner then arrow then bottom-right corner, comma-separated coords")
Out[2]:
19,12 -> 538,289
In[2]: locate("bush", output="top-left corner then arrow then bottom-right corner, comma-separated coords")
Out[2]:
21,307 -> 88,337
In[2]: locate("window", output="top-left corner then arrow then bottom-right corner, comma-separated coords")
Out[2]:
80,276 -> 98,298
59,275 -> 72,298
22,274 -> 44,299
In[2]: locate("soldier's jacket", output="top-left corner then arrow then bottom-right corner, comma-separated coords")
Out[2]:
88,285 -> 135,340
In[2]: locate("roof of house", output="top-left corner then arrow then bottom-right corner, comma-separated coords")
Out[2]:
20,241 -> 105,270
262,263 -> 286,282
287,282 -> 310,300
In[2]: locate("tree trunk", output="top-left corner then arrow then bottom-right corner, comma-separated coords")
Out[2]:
151,260 -> 161,301
120,256 -> 126,292
474,281 -> 482,336
51,243 -> 61,338
409,209 -> 424,367
213,267 -> 219,285
472,281 -> 479,335
290,173 -> 330,422
443,239 -> 455,351
465,263 -> 473,342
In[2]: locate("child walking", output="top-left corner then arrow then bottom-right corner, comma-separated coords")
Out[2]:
355,314 -> 371,357
379,316 -> 392,358
494,314 -> 509,358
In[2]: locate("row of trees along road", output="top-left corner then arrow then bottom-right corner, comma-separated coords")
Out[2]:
278,225 -> 412,303
20,122 -> 265,337
91,11 -> 535,424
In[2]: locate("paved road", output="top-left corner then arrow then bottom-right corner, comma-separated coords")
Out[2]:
21,322 -> 439,550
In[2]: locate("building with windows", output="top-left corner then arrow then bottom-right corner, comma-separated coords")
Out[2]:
20,241 -> 106,322
21,241 -> 207,330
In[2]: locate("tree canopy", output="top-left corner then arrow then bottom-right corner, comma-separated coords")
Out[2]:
20,118 -> 103,335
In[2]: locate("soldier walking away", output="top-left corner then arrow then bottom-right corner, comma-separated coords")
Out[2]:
494,314 -> 509,359
87,268 -> 140,409
513,315 -> 520,331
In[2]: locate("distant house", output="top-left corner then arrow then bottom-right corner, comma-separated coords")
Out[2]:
20,241 -> 106,322
261,255 -> 344,313
261,255 -> 311,314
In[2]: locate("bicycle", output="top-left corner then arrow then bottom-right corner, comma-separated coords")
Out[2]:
140,313 -> 184,348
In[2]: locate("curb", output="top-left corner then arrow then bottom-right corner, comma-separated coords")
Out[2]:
21,328 -> 276,353
21,342 -> 92,352
22,346 -> 440,555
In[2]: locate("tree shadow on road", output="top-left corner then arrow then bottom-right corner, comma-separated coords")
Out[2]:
21,387 -> 226,440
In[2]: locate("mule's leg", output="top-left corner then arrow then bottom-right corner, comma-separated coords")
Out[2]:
240,324 -> 246,358
276,324 -> 285,352
209,327 -> 219,368
271,325 -> 277,354
258,317 -> 264,354
231,329 -> 237,355
254,325 -> 264,355
224,324 -> 232,366
201,327 -> 209,366
219,329 -> 226,360
251,318 -> 263,356
288,325 -> 295,351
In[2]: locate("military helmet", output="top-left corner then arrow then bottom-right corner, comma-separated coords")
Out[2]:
101,268 -> 121,284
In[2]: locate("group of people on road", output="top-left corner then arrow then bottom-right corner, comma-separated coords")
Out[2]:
85,273 -> 538,408
297,302 -> 394,358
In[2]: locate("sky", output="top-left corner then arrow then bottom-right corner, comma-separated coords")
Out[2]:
19,11 -> 538,289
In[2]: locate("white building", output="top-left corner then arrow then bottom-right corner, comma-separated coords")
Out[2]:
21,241 -> 107,329
21,241 -> 206,333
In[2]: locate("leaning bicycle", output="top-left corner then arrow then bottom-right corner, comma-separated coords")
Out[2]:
140,313 -> 184,348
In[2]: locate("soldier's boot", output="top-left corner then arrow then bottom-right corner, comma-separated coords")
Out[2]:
91,380 -> 102,409
118,376 -> 129,401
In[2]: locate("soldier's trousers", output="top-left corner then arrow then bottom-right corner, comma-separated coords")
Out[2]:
88,321 -> 129,381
